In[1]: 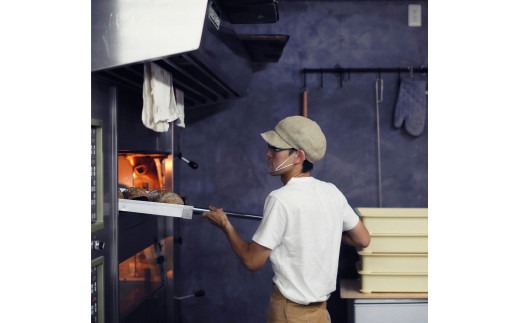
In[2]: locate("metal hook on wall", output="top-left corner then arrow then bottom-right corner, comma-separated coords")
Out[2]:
339,71 -> 351,88
375,71 -> 384,103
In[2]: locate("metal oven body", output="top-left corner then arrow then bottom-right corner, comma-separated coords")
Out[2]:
92,78 -> 182,323
91,0 -> 254,321
117,86 -> 177,323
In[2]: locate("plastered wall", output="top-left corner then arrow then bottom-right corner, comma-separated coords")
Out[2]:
175,1 -> 427,322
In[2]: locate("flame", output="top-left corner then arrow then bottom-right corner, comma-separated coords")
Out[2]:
117,153 -> 173,191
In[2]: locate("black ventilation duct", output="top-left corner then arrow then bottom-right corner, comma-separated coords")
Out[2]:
217,0 -> 279,24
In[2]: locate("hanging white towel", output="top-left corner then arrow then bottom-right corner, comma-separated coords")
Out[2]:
174,88 -> 185,128
142,62 -> 184,132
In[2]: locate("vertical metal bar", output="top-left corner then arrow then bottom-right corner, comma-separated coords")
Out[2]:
375,77 -> 384,207
109,86 -> 120,323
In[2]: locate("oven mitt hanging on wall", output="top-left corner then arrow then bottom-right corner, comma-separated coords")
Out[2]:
393,78 -> 427,137
142,62 -> 184,132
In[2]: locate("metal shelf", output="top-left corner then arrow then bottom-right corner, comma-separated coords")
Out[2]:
119,199 -> 193,219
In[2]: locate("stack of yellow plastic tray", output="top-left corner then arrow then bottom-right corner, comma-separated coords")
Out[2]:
355,207 -> 428,293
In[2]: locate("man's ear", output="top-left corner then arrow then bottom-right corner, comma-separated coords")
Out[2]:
296,150 -> 306,164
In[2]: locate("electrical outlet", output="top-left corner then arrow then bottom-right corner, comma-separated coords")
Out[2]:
408,4 -> 421,27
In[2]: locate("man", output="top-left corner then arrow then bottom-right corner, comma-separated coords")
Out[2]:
202,116 -> 370,322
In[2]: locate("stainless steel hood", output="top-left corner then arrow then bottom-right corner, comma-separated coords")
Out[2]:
92,0 -> 253,108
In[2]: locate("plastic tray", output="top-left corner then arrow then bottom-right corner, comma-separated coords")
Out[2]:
355,207 -> 427,234
119,199 -> 193,219
358,268 -> 428,293
361,233 -> 427,253
358,272 -> 428,293
358,251 -> 428,273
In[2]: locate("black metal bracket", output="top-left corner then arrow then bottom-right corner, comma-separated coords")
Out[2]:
302,66 -> 427,88
302,66 -> 428,74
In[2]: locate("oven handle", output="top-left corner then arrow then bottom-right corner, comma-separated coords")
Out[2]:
176,152 -> 199,169
192,207 -> 262,220
174,289 -> 205,300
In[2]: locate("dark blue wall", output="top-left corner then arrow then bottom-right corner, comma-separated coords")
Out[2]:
175,1 -> 427,322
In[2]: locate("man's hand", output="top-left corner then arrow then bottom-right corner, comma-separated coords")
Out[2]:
202,205 -> 230,230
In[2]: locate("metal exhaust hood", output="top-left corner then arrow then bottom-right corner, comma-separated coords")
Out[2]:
92,0 -> 253,108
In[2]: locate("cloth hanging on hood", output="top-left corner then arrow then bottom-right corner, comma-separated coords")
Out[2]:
173,87 -> 185,128
142,62 -> 185,132
393,77 -> 427,137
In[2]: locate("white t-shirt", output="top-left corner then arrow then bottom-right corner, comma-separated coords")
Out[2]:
252,177 -> 359,305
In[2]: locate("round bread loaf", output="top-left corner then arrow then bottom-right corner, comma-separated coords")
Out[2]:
148,189 -> 184,205
123,187 -> 149,200
147,189 -> 163,202
118,189 -> 124,199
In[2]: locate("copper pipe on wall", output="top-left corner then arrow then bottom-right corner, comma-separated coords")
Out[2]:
301,72 -> 308,117
301,88 -> 308,117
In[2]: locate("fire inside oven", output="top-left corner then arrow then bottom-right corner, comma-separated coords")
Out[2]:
118,236 -> 174,318
117,151 -> 174,320
118,152 -> 173,191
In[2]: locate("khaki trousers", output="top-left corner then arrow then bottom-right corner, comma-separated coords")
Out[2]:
267,285 -> 331,323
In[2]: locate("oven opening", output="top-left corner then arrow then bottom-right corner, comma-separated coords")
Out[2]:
117,151 -> 175,320
118,152 -> 173,191
118,236 -> 174,319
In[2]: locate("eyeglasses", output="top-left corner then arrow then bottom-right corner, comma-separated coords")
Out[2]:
267,144 -> 293,153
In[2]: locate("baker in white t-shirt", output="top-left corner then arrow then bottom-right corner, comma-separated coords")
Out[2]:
202,116 -> 371,323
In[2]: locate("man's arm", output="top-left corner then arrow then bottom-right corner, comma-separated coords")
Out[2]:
342,220 -> 371,248
202,206 -> 271,271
